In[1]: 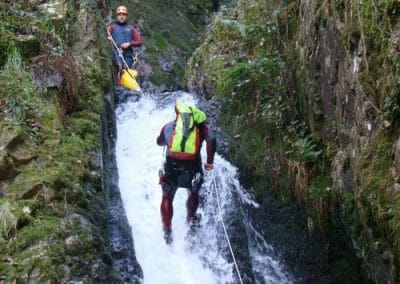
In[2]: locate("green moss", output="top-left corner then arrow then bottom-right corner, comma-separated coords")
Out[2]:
0,2 -> 117,282
152,31 -> 168,50
39,100 -> 62,129
80,62 -> 110,110
357,130 -> 393,193
0,214 -> 62,281
67,115 -> 100,150
108,0 -> 214,86
339,0 -> 400,123
150,71 -> 169,86
8,216 -> 60,254
231,126 -> 266,177
186,17 -> 247,87
187,0 -> 374,280
0,34 -> 15,67
354,129 -> 400,273
0,47 -> 44,125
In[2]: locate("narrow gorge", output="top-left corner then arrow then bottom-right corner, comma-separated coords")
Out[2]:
1,0 -> 399,283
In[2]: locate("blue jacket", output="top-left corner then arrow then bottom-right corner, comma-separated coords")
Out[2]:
108,22 -> 141,56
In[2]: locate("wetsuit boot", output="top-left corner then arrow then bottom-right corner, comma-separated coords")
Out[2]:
186,192 -> 200,229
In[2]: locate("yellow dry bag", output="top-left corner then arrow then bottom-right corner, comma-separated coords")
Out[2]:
120,69 -> 141,91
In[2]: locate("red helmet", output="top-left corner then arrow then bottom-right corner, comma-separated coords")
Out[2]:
115,5 -> 128,15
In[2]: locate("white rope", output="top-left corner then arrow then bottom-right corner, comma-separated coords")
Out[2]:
210,174 -> 243,284
162,145 -> 166,162
159,146 -> 166,177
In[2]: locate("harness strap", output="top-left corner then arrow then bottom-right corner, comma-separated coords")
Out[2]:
178,107 -> 197,152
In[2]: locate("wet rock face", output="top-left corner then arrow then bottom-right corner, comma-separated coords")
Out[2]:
332,150 -> 354,193
187,69 -> 215,99
38,0 -> 66,20
296,1 -> 399,281
297,15 -> 358,145
158,54 -> 173,73
101,91 -> 143,282
71,4 -> 96,54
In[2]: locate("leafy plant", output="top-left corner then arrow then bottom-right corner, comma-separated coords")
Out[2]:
383,94 -> 400,120
309,174 -> 332,200
286,136 -> 322,165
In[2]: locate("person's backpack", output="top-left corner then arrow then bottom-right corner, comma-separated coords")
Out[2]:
169,100 -> 206,160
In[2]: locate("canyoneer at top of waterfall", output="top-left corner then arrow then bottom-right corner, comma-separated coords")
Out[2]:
156,100 -> 217,244
107,5 -> 142,86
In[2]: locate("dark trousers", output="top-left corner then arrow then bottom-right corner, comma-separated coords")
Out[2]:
160,157 -> 203,231
112,46 -> 134,67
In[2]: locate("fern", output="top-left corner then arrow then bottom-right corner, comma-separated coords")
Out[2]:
286,136 -> 322,164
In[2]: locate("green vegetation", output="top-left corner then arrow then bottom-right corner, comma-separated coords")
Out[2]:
2,0 -> 398,281
0,1 -> 114,282
354,130 -> 400,276
0,0 -> 215,279
187,0 -> 400,281
0,47 -> 43,126
108,0 -> 215,87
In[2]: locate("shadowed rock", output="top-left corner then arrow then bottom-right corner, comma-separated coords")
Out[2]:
7,134 -> 36,167
16,183 -> 44,200
0,133 -> 36,181
0,149 -> 18,181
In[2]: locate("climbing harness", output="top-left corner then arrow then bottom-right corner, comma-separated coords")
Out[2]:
209,170 -> 243,284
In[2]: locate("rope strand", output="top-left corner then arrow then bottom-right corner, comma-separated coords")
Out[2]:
159,146 -> 166,177
210,173 -> 243,284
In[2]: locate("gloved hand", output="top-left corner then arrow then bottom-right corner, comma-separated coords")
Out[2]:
204,163 -> 213,171
121,42 -> 130,49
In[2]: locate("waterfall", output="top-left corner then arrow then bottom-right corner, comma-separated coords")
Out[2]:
115,91 -> 293,283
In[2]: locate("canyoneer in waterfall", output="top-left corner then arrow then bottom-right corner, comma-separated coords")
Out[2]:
157,100 -> 216,244
107,5 -> 142,97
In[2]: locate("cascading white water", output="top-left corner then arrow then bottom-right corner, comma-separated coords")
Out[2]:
115,91 -> 293,283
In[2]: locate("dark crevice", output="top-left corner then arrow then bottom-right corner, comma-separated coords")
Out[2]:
101,91 -> 143,283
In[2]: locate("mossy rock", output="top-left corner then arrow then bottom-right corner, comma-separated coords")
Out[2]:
6,133 -> 37,167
